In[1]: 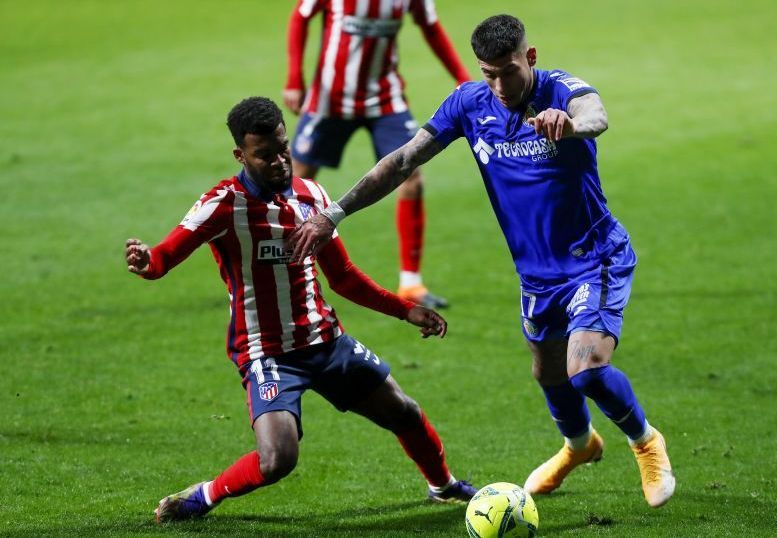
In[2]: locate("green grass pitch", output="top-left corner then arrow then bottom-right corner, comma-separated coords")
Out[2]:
2,0 -> 776,536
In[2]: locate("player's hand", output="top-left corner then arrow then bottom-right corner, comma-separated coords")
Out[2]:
406,305 -> 448,339
282,88 -> 305,116
527,108 -> 574,142
125,238 -> 150,275
287,214 -> 336,263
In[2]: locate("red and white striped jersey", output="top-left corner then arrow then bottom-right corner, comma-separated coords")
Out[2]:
142,172 -> 412,374
286,0 -> 470,119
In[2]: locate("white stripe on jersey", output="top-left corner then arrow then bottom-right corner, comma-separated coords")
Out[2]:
233,191 -> 264,360
386,42 -> 407,114
317,0 -> 345,116
340,0 -> 371,118
265,203 -> 295,352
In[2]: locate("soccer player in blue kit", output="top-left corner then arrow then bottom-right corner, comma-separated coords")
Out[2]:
289,14 -> 676,508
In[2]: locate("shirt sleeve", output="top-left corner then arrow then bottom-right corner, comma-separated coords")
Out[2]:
422,85 -> 466,148
286,1 -> 325,91
548,70 -> 599,112
316,237 -> 414,320
142,187 -> 232,280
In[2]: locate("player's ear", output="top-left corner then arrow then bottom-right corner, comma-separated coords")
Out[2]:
233,147 -> 245,164
526,47 -> 537,67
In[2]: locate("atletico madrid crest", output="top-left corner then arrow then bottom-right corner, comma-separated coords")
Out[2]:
258,382 -> 279,402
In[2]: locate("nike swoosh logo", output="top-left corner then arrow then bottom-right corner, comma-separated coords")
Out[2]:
477,116 -> 497,125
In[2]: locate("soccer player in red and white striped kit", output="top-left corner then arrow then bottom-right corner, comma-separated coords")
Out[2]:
125,97 -> 475,522
284,0 -> 471,308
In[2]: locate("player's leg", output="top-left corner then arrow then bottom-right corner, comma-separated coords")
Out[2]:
368,112 -> 447,308
155,357 -> 307,522
564,243 -> 674,507
523,337 -> 604,495
312,334 -> 473,503
350,375 -> 476,504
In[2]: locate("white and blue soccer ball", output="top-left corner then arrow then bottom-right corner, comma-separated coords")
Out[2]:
465,482 -> 539,538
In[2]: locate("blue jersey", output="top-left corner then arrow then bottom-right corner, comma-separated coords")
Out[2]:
424,69 -> 629,283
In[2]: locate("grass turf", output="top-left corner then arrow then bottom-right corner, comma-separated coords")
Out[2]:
1,0 -> 776,536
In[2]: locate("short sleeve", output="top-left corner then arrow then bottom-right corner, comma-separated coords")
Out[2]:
548,70 -> 598,112
179,185 -> 231,241
423,85 -> 466,148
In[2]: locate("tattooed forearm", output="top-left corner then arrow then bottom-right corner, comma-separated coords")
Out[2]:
568,92 -> 608,138
570,342 -> 597,362
338,129 -> 443,215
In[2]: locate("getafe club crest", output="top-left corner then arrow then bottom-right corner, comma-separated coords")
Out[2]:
258,382 -> 279,402
523,318 -> 539,337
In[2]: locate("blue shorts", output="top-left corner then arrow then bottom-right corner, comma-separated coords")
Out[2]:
519,242 -> 637,344
242,334 -> 390,438
291,111 -> 419,168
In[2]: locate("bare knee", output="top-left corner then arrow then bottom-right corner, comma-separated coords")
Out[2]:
566,332 -> 614,377
527,340 -> 568,386
257,444 -> 298,485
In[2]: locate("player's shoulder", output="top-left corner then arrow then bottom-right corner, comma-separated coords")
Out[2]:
455,80 -> 490,98
292,176 -> 330,206
544,68 -> 596,93
201,176 -> 240,200
443,80 -> 492,112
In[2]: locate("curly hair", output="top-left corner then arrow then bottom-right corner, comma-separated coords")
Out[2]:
227,97 -> 285,146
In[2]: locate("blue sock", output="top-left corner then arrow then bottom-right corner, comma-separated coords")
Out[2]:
541,381 -> 591,439
570,365 -> 647,441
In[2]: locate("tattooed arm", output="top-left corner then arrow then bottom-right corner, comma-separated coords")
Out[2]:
288,129 -> 444,262
527,92 -> 608,141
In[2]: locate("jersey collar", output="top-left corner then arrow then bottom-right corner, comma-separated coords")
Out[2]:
237,169 -> 293,202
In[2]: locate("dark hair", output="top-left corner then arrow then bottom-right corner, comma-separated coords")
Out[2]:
227,96 -> 285,146
471,14 -> 526,61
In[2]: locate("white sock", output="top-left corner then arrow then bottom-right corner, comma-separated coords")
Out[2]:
202,481 -> 214,506
428,475 -> 456,493
564,424 -> 593,451
628,422 -> 653,446
400,271 -> 422,288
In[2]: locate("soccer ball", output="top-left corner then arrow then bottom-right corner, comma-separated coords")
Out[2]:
465,482 -> 539,538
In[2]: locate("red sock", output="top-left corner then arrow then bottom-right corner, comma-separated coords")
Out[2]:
396,198 -> 425,274
208,451 -> 265,503
396,411 -> 451,488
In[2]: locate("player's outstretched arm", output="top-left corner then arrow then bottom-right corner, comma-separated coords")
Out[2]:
406,305 -> 448,339
288,129 -> 444,262
528,93 -> 608,141
125,238 -> 150,275
566,93 -> 608,138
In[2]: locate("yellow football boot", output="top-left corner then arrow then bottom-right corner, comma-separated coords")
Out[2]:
524,429 -> 604,494
631,428 -> 675,507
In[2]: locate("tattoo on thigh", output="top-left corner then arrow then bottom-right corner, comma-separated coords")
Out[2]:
570,342 -> 597,362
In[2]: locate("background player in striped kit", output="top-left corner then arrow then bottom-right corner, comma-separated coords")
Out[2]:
124,97 -> 475,522
283,0 -> 471,308
289,14 -> 676,509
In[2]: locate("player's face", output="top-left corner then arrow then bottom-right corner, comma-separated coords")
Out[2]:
478,46 -> 537,109
234,123 -> 292,192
